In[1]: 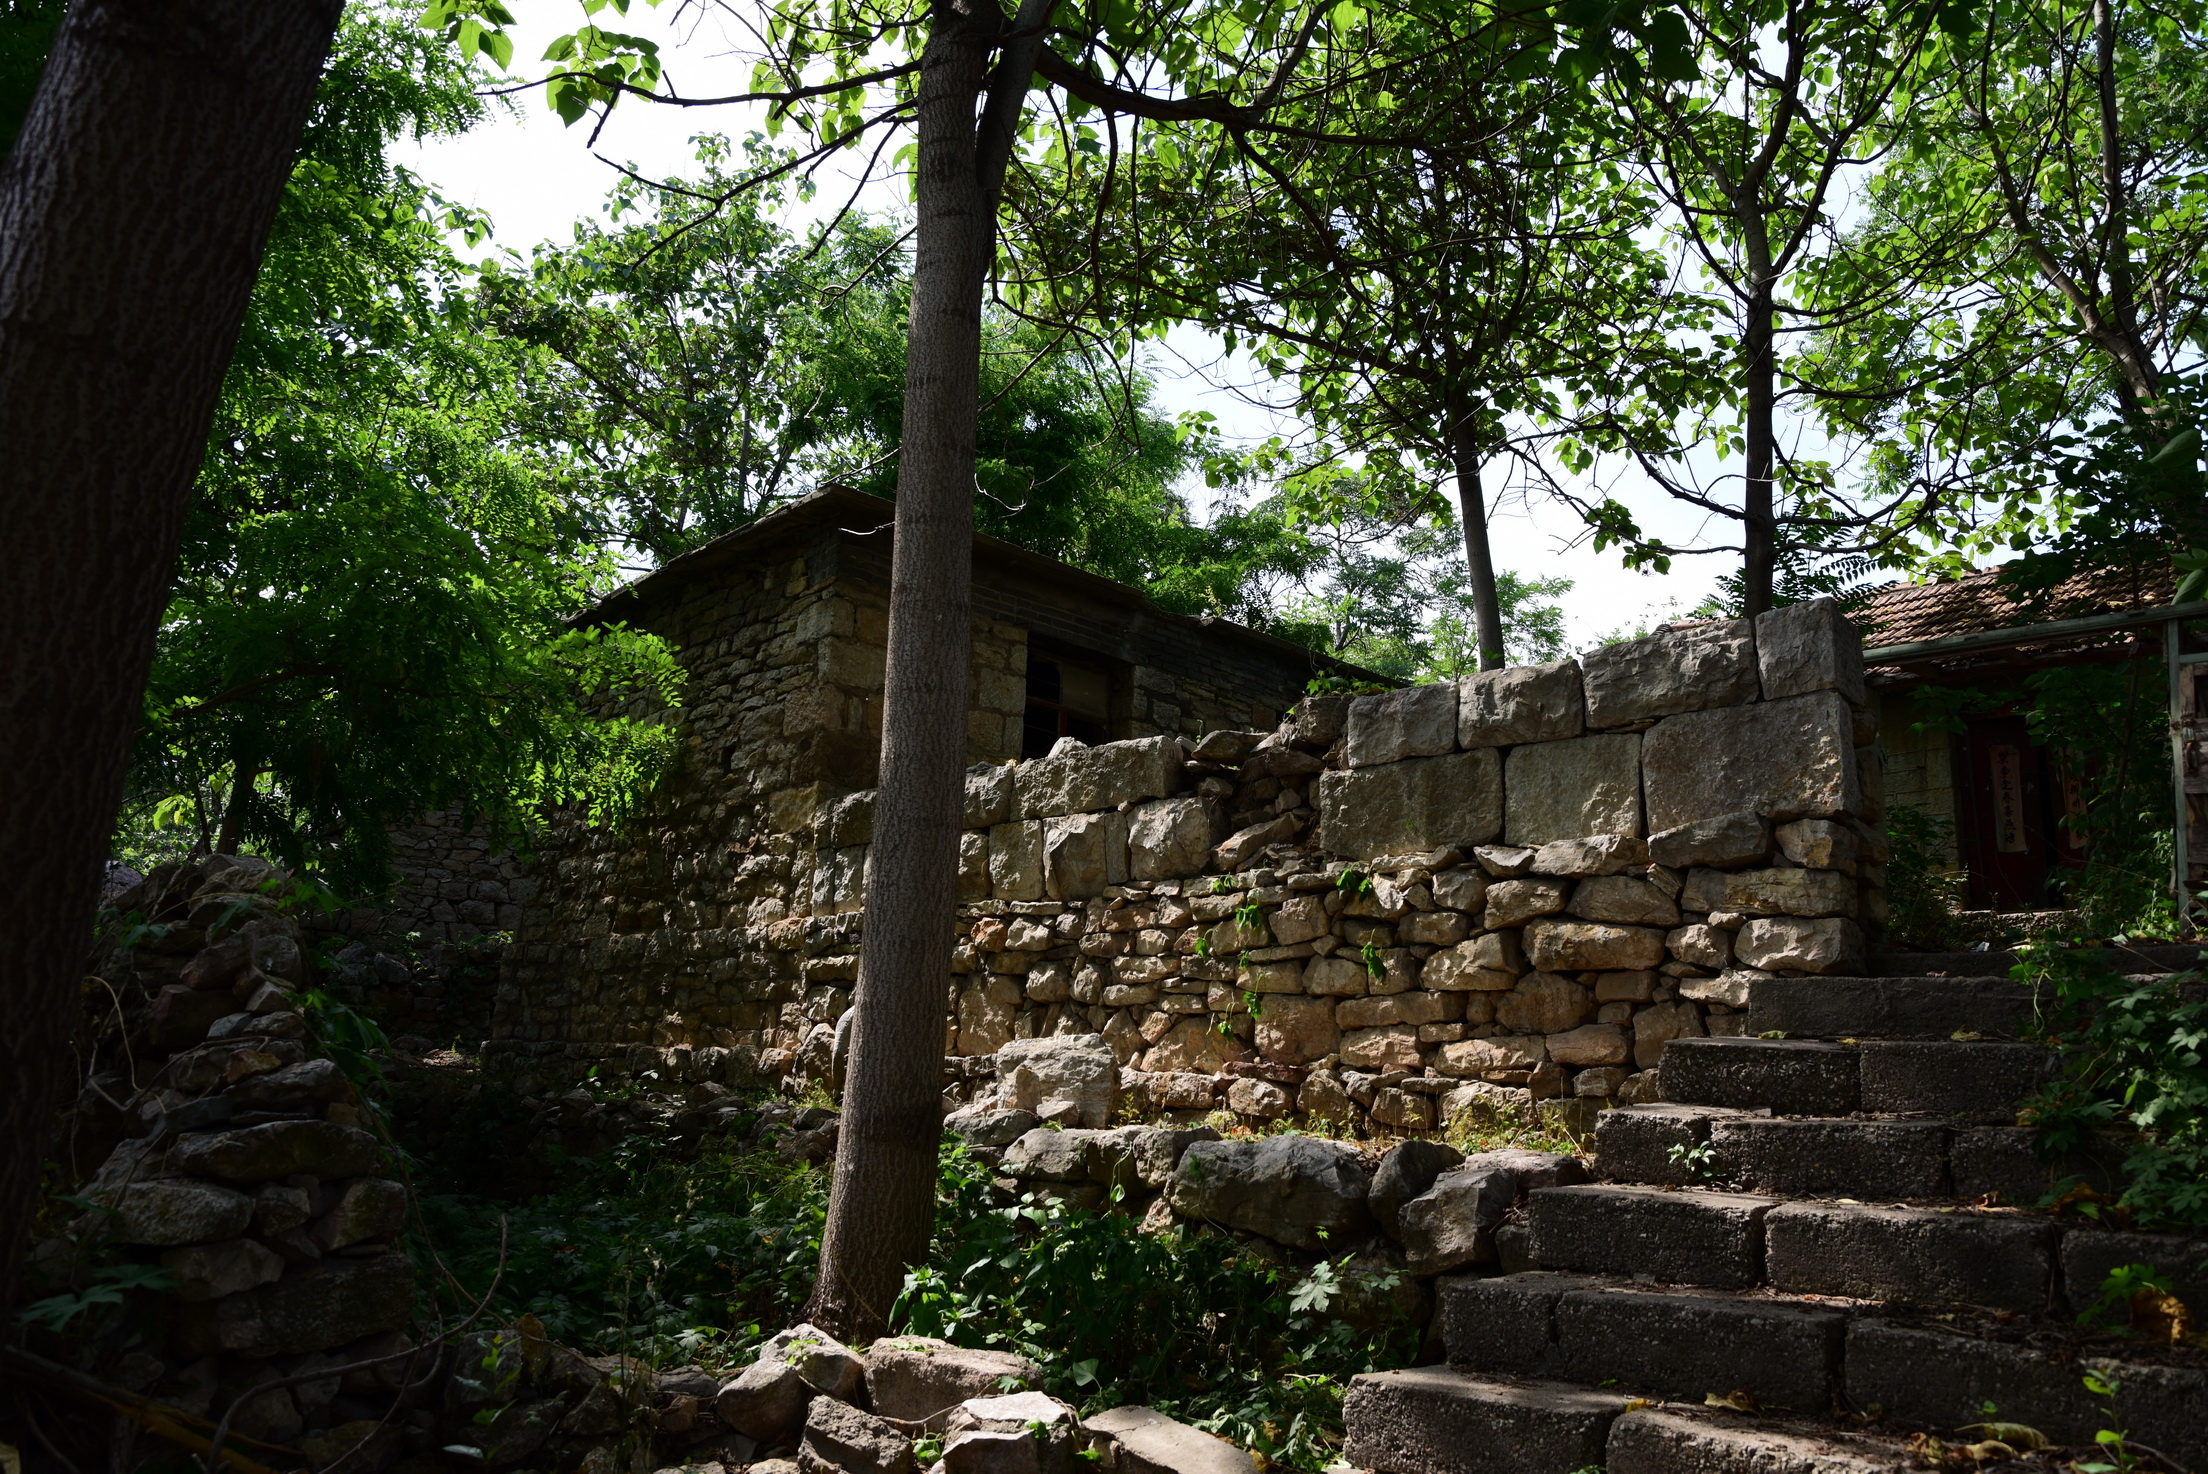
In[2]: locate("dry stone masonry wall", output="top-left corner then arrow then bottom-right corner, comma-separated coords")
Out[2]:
487,600 -> 1884,1136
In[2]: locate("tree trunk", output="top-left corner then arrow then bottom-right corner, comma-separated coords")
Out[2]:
0,0 -> 340,1304
805,2 -> 997,1343
1741,269 -> 1779,617
1447,408 -> 1505,670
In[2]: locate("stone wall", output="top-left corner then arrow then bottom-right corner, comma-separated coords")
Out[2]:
339,806 -> 531,946
484,600 -> 1884,1134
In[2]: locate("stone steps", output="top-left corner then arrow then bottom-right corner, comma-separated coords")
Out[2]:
1592,1104 -> 2096,1201
1747,973 -> 2037,1038
1342,1368 -> 1933,1474
1657,1036 -> 2053,1120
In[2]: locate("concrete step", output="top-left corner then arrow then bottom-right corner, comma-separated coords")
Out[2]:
1607,1407 -> 1917,1474
1439,1273 -> 1844,1413
1655,1036 -> 2053,1120
1340,1368 -> 1623,1474
1526,1183 -> 1777,1288
1658,1037 -> 1861,1114
1750,973 -> 2036,1040
1846,1320 -> 2207,1465
1765,1201 -> 2055,1311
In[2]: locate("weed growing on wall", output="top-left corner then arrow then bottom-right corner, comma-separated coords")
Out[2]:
2016,940 -> 2208,1230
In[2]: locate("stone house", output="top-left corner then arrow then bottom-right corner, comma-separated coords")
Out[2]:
1859,562 -> 2173,910
481,485 -> 1384,1060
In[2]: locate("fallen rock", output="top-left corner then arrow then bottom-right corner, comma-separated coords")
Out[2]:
1166,1136 -> 1372,1251
717,1323 -> 866,1442
942,1393 -> 1082,1474
1085,1405 -> 1256,1474
798,1396 -> 915,1474
106,1178 -> 254,1246
1368,1140 -> 1466,1241
172,1120 -> 382,1185
1397,1165 -> 1517,1276
997,1034 -> 1118,1128
1001,1129 -> 1099,1182
863,1337 -> 1042,1428
945,1106 -> 1041,1148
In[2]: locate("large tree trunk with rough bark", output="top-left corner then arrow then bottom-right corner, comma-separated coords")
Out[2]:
0,0 -> 340,1305
804,5 -> 997,1342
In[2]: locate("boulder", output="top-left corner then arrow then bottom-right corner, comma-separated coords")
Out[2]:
1457,661 -> 1585,748
1315,749 -> 1503,859
1369,1140 -> 1466,1240
1420,937 -> 1520,993
1433,1035 -> 1547,1077
1044,812 -> 1128,901
107,1178 -> 254,1246
990,822 -> 1046,901
226,1058 -> 352,1113
1774,817 -> 1858,874
1396,1165 -> 1517,1275
1680,866 -> 1856,918
1664,923 -> 1733,970
1503,735 -> 1643,845
1128,797 -> 1220,881
1002,1129 -> 1100,1182
966,763 -> 1016,828
1166,1136 -> 1372,1250
160,1236 -> 287,1301
798,1397 -> 915,1474
1530,835 -> 1647,877
1084,1407 -> 1257,1474
186,1251 -> 415,1357
1495,972 -> 1595,1034
1482,877 -> 1569,929
173,1120 -> 382,1185
941,1393 -> 1081,1474
1755,597 -> 1864,706
1581,619 -> 1759,728
1567,876 -> 1680,927
718,1323 -> 866,1443
1344,684 -> 1459,767
310,1177 -> 407,1251
1733,916 -> 1865,974
997,1034 -> 1118,1128
1458,1148 -> 1589,1194
1213,815 -> 1300,870
1287,694 -> 1353,750
1641,692 -> 1861,833
1523,919 -> 1665,973
1647,811 -> 1772,870
1118,1126 -> 1222,1188
863,1337 -> 1043,1427
1013,736 -> 1181,819
1253,995 -> 1338,1065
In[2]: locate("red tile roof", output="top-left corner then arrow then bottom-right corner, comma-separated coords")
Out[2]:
1858,562 -> 2175,648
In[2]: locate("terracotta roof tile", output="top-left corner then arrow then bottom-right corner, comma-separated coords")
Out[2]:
1858,562 -> 2174,648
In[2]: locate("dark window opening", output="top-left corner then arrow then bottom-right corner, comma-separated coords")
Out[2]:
1023,646 -> 1112,756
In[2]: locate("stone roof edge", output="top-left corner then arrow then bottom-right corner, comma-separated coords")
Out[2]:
573,483 -> 1400,690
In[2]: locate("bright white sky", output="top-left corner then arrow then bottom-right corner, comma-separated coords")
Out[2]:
395,5 -> 1737,650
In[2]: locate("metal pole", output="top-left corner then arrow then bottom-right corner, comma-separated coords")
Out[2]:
2170,617 -> 2191,933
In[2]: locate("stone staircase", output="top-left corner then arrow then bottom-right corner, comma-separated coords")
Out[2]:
1341,968 -> 2208,1473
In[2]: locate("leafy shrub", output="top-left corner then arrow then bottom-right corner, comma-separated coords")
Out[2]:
2016,940 -> 2208,1230
1883,802 -> 1974,949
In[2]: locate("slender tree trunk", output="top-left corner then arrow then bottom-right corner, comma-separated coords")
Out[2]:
1741,265 -> 1779,617
0,0 -> 340,1304
216,754 -> 257,857
805,2 -> 997,1343
1446,406 -> 1506,670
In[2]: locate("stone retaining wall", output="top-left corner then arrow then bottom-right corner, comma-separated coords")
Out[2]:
486,601 -> 1883,1135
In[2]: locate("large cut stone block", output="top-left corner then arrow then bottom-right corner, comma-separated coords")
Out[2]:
1438,1272 -> 1599,1374
965,763 -> 1015,828
1755,597 -> 1865,706
1524,920 -> 1665,972
1709,1118 -> 1950,1198
1857,1040 -> 2051,1117
990,821 -> 1043,901
1128,796 -> 1219,880
1657,1038 -> 1859,1115
1526,1184 -> 1776,1288
1582,620 -> 1758,728
1013,736 -> 1181,819
824,789 -> 876,847
1504,734 -> 1643,845
1554,1287 -> 1845,1411
1680,866 -> 1856,918
1043,812 -> 1126,901
1458,661 -> 1585,748
1606,1410 -> 1904,1474
1643,691 -> 1861,832
1317,748 -> 1502,859
1764,1202 -> 2054,1309
1343,1369 -> 1621,1474
1592,1103 -> 1751,1186
1733,916 -> 1863,973
1844,1323 -> 2099,1448
1346,683 -> 1458,767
